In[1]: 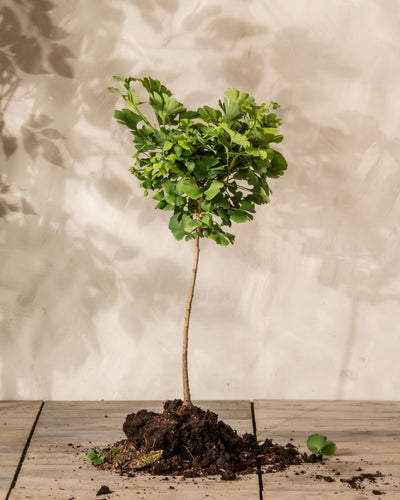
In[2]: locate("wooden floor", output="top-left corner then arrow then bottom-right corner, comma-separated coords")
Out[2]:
1,400 -> 399,499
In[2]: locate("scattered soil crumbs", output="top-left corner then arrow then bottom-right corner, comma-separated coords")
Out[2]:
96,399 -> 319,479
340,471 -> 384,490
315,474 -> 336,482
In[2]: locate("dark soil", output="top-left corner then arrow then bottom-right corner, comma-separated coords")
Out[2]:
340,471 -> 384,490
98,399 -> 319,479
96,485 -> 112,496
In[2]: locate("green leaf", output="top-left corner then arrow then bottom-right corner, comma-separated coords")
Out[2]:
142,76 -> 172,97
221,87 -> 256,122
186,161 -> 195,173
86,450 -> 97,461
268,150 -> 288,178
320,440 -> 337,456
108,86 -> 123,98
112,75 -> 125,82
86,449 -> 108,465
163,140 -> 173,152
175,195 -> 186,206
240,199 -> 255,212
147,86 -> 186,124
252,125 -> 283,146
224,87 -> 256,109
193,157 -> 219,180
261,128 -> 284,144
197,105 -> 222,124
307,434 -> 337,457
113,109 -> 142,130
168,213 -> 187,240
204,180 -> 224,200
246,147 -> 270,160
178,139 -> 192,150
208,232 -> 230,246
165,194 -> 177,204
184,214 -> 202,231
219,123 -> 250,148
155,201 -> 174,211
259,187 -> 270,203
152,192 -> 164,201
180,110 -> 198,120
177,178 -> 203,200
163,95 -> 186,119
126,88 -> 142,107
220,98 -> 241,123
247,170 -> 259,186
185,233 -> 197,241
229,209 -> 250,223
162,179 -> 175,194
201,199 -> 213,212
200,213 -> 212,226
253,158 -> 270,175
168,162 -> 184,175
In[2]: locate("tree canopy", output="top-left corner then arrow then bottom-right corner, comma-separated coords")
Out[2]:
109,76 -> 287,246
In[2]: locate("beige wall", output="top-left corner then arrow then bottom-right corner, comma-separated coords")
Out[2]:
1,0 -> 399,400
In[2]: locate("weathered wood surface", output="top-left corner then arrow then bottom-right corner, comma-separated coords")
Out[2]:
5,400 -> 400,499
0,401 -> 43,500
8,400 -> 257,499
255,400 -> 400,498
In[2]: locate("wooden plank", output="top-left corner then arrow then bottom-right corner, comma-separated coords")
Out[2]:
0,401 -> 43,499
254,400 -> 400,498
9,400 -> 259,499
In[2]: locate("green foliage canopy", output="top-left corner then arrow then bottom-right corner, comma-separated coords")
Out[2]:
109,76 -> 287,246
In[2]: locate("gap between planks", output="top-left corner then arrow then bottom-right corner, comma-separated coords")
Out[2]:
4,401 -> 44,500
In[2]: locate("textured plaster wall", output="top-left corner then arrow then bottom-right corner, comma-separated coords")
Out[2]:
0,0 -> 399,400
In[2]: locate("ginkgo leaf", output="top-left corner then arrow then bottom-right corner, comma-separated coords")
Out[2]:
113,109 -> 142,130
204,180 -> 224,200
177,178 -> 203,200
307,434 -> 337,457
197,105 -> 222,124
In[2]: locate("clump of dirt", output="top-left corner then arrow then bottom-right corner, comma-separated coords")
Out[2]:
98,399 -> 319,479
96,485 -> 112,496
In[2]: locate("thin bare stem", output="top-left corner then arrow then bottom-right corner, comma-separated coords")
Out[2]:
182,236 -> 200,407
182,198 -> 203,406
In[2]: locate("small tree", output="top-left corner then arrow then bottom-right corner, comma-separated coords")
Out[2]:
108,76 -> 287,406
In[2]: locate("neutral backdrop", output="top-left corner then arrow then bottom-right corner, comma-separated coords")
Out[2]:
1,0 -> 399,401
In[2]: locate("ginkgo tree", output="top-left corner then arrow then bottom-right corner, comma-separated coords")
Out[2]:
108,76 -> 287,406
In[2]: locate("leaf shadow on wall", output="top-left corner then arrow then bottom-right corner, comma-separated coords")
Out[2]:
131,0 -> 179,33
0,1 -> 74,163
188,5 -> 268,96
119,253 -> 241,337
0,0 -> 152,398
265,27 -> 400,398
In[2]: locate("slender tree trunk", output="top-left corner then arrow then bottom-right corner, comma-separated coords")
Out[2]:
182,236 -> 200,406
